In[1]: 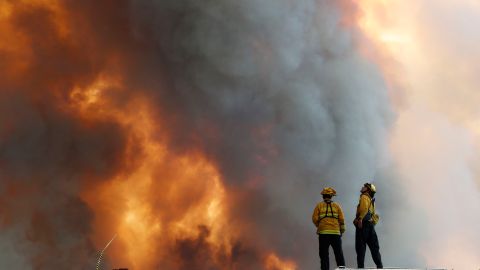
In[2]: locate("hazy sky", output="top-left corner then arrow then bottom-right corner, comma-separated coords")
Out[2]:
357,0 -> 480,268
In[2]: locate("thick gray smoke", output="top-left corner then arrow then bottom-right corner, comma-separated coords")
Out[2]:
129,0 -> 394,268
0,0 -> 397,269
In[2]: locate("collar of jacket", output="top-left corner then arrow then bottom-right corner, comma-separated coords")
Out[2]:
361,192 -> 371,199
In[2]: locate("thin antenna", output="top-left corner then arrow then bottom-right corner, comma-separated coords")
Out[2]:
96,234 -> 117,270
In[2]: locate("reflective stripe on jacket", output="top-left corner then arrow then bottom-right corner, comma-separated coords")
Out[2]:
312,200 -> 346,235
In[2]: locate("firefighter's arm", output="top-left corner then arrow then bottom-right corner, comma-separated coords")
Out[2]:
357,195 -> 370,220
312,205 -> 320,227
337,204 -> 346,234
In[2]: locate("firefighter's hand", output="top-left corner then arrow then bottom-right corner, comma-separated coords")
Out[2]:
357,219 -> 363,229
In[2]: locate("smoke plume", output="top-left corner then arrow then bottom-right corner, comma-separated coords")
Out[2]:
0,0 -> 396,269
356,0 -> 480,268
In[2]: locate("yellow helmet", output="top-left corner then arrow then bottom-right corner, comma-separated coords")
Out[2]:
321,187 -> 337,196
364,183 -> 376,193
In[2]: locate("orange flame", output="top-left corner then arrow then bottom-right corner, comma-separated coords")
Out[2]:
72,76 -> 233,268
72,76 -> 294,269
2,1 -> 298,268
265,253 -> 297,270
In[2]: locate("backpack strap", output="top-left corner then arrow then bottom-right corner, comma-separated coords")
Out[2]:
318,201 -> 339,221
356,195 -> 374,221
364,197 -> 376,222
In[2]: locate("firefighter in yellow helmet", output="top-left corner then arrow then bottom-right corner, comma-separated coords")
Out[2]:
353,183 -> 383,269
312,187 -> 346,270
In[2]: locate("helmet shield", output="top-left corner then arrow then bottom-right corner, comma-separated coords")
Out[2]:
321,187 -> 337,196
364,183 -> 376,193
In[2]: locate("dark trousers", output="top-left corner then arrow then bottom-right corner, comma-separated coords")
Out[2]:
318,234 -> 345,270
355,222 -> 383,268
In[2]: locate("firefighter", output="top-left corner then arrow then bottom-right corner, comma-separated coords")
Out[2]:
312,187 -> 346,270
353,183 -> 383,269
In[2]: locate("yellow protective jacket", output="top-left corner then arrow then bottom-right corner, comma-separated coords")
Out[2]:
355,193 -> 379,224
312,200 -> 346,235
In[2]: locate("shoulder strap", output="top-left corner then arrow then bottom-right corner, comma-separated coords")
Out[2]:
319,201 -> 339,220
369,198 -> 375,214
361,194 -> 374,214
